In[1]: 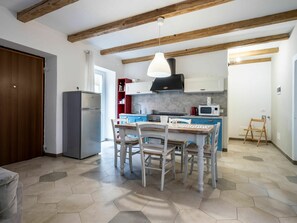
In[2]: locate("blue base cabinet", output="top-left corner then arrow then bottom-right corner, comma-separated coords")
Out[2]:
119,114 -> 147,123
190,118 -> 223,152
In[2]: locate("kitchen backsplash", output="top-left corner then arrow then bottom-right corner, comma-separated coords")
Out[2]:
132,91 -> 228,116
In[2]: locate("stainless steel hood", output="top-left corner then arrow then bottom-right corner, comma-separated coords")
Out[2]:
150,58 -> 184,92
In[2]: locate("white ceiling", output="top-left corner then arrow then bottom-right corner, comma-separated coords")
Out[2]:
1,0 -> 297,61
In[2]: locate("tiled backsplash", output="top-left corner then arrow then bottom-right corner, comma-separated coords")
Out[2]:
132,91 -> 227,116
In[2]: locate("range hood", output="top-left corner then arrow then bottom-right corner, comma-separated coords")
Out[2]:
150,58 -> 184,92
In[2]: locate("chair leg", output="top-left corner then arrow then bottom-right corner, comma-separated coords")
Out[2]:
211,156 -> 216,188
264,128 -> 268,145
114,144 -> 118,167
141,152 -> 146,188
257,130 -> 264,147
180,145 -> 184,173
148,155 -> 152,175
171,151 -> 176,179
129,145 -> 133,173
183,150 -> 189,183
160,155 -> 166,191
206,157 -> 210,173
190,155 -> 194,175
215,153 -> 218,181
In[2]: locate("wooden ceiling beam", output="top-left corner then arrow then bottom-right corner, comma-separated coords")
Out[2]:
228,58 -> 271,66
122,33 -> 289,64
229,47 -> 279,59
67,0 -> 232,42
102,9 -> 297,55
17,0 -> 79,23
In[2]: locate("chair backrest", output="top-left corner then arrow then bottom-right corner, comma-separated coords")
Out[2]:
211,122 -> 221,153
136,123 -> 169,154
168,118 -> 191,124
249,118 -> 266,129
111,118 -> 128,142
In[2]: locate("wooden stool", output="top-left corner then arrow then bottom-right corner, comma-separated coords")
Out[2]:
244,118 -> 268,146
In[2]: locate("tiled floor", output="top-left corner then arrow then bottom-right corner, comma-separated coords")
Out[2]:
3,140 -> 297,223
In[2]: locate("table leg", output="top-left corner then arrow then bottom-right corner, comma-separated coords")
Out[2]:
119,128 -> 127,175
196,135 -> 207,192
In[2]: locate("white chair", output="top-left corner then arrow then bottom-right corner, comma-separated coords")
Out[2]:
111,118 -> 139,172
136,123 -> 176,191
168,118 -> 191,172
183,122 -> 220,188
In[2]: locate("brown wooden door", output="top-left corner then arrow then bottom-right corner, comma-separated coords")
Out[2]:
0,47 -> 44,166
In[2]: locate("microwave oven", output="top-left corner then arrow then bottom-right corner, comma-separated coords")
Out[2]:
199,104 -> 220,116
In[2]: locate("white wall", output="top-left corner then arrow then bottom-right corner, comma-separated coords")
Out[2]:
228,62 -> 271,139
0,6 -> 124,154
123,50 -> 228,80
271,25 -> 297,161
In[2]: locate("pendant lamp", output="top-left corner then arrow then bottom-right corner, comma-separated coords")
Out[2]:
147,17 -> 171,78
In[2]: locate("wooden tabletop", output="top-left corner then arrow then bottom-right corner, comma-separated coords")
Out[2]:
115,122 -> 214,134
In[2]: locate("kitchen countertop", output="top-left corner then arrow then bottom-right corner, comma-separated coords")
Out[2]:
120,113 -> 225,118
119,113 -> 148,116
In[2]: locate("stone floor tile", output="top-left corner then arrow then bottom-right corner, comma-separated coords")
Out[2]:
55,175 -> 85,188
37,186 -> 72,204
217,220 -> 242,223
279,217 -> 297,223
71,180 -> 101,194
254,197 -> 296,217
175,209 -> 216,223
211,178 -> 236,191
57,194 -> 94,213
44,213 -> 81,223
220,190 -> 254,207
23,182 -> 55,196
236,183 -> 268,197
80,202 -> 119,223
39,171 -> 67,182
243,156 -> 263,162
142,200 -> 178,222
268,188 -> 297,206
113,192 -> 150,211
91,184 -> 128,204
223,173 -> 249,183
109,211 -> 150,223
23,195 -> 37,210
200,198 -> 237,220
238,207 -> 279,223
169,190 -> 202,210
23,203 -> 57,223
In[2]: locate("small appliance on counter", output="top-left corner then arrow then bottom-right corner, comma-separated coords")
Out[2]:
190,107 -> 198,116
199,104 -> 220,116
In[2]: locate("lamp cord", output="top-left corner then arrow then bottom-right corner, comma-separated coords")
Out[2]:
158,22 -> 161,52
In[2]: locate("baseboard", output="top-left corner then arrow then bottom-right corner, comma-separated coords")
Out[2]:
228,137 -> 272,143
271,142 -> 297,165
43,152 -> 62,157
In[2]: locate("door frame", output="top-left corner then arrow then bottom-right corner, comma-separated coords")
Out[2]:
292,54 -> 297,160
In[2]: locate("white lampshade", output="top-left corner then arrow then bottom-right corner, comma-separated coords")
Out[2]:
147,52 -> 171,78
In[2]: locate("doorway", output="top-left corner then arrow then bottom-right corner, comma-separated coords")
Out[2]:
94,66 -> 116,141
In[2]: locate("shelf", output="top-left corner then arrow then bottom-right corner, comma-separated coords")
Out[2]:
117,78 -> 132,118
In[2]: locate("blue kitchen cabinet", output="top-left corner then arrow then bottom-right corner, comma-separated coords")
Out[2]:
119,114 -> 147,123
190,117 -> 223,151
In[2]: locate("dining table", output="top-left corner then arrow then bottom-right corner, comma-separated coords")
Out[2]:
115,122 -> 214,192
